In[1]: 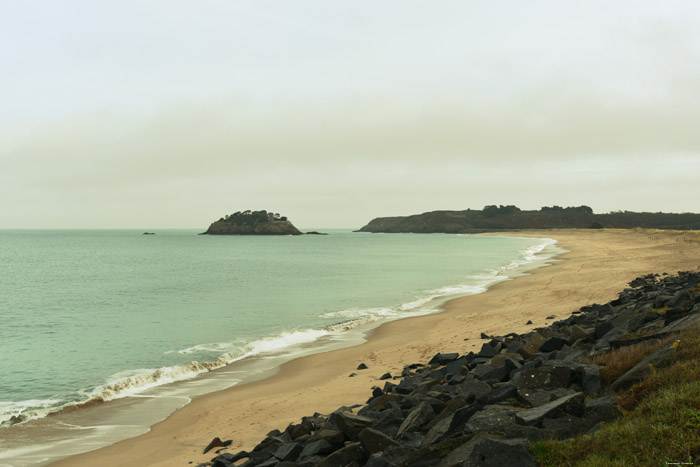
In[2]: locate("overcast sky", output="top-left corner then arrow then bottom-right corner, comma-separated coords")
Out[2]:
2,1 -> 699,229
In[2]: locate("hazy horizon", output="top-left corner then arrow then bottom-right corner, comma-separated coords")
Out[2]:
2,1 -> 700,229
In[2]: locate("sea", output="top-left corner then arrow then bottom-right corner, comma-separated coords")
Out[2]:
0,229 -> 562,465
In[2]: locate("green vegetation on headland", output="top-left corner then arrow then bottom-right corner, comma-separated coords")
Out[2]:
358,205 -> 700,233
201,210 -> 303,235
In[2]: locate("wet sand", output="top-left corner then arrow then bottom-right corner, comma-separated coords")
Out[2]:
53,229 -> 700,466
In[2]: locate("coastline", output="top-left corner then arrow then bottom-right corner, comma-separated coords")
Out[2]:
50,229 -> 700,466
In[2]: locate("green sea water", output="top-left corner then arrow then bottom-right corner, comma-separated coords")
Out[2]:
0,229 -> 558,464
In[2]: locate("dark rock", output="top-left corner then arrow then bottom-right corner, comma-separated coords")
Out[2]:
359,427 -> 401,454
519,332 -> 547,358
316,428 -> 345,446
203,437 -> 233,454
609,343 -> 679,391
465,405 -> 521,433
358,363 -> 368,370
594,321 -> 614,340
349,372 -> 357,377
210,452 -> 237,467
518,364 -> 572,390
458,379 -> 491,403
297,455 -> 325,467
540,336 -> 569,352
546,315 -> 556,320
471,363 -> 509,382
541,415 -> 584,438
477,343 -> 499,358
438,433 -> 537,467
480,332 -> 490,339
526,320 -> 533,325
476,382 -> 518,405
317,442 -> 366,467
274,443 -> 303,462
396,401 -> 436,437
515,392 -> 585,427
380,372 -> 392,380
429,352 -> 460,366
585,396 -> 622,426
330,411 -> 374,441
299,439 -> 335,458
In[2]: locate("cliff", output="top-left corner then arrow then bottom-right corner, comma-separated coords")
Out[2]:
202,210 -> 303,235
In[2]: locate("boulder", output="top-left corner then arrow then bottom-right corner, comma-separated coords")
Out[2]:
317,442 -> 366,467
438,433 -> 537,467
396,401 -> 436,437
274,442 -> 303,462
465,405 -> 521,433
518,364 -> 572,390
359,427 -> 401,454
609,343 -> 678,391
298,439 -> 335,458
329,411 -> 374,440
515,392 -> 585,427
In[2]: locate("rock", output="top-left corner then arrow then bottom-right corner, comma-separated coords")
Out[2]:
379,372 -> 392,380
438,433 -> 537,467
330,411 -> 374,441
358,363 -> 368,370
465,405 -> 521,433
316,428 -> 345,446
526,320 -> 533,325
274,443 -> 303,462
317,442 -> 366,467
396,401 -> 436,437
542,415 -> 584,438
471,363 -> 509,382
546,315 -> 557,320
584,396 -> 622,426
349,373 -> 357,377
359,427 -> 401,454
203,437 -> 232,454
429,352 -> 460,365
515,392 -> 585,427
519,332 -> 547,358
609,343 -> 678,391
458,379 -> 492,402
477,343 -> 499,358
299,439 -> 335,458
518,364 -> 572,390
476,382 -> 518,405
480,332 -> 490,339
540,336 -> 569,352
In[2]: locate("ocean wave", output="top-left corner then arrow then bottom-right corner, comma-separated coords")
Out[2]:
0,399 -> 62,426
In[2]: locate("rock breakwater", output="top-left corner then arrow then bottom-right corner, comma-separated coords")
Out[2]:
199,270 -> 699,466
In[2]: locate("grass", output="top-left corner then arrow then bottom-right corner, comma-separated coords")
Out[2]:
531,327 -> 700,466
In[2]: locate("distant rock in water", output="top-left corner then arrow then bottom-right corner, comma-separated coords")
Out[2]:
202,210 -> 303,235
142,232 -> 156,235
305,231 -> 328,235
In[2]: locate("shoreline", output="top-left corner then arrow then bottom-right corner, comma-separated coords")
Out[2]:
46,229 -> 700,465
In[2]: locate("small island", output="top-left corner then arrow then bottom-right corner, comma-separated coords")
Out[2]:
201,210 -> 303,235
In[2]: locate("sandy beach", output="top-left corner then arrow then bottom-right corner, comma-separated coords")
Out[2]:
53,229 -> 700,467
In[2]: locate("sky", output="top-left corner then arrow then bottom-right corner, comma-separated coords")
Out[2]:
1,1 -> 699,229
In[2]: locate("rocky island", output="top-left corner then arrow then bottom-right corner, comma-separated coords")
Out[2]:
202,210 -> 303,235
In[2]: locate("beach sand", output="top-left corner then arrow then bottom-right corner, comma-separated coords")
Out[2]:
53,229 -> 700,467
